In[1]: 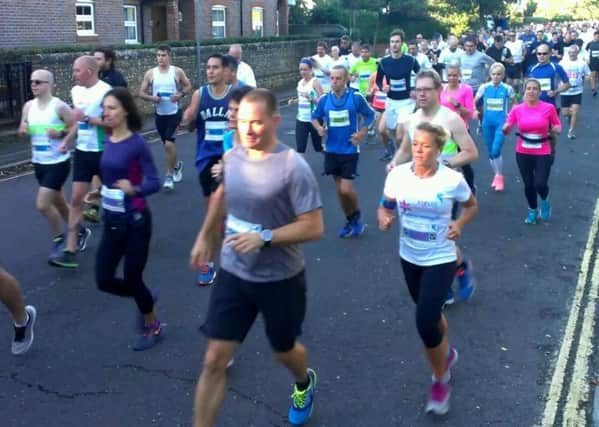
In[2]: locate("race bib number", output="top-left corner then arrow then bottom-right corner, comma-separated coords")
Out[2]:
389,78 -> 407,92
486,98 -> 504,112
538,78 -> 551,92
157,91 -> 173,100
78,121 -> 96,150
402,216 -> 438,242
204,121 -> 227,142
520,133 -> 543,150
101,186 -> 126,213
329,109 -> 350,127
568,71 -> 580,87
225,213 -> 262,236
592,51 -> 599,58
359,72 -> 371,81
31,135 -> 51,153
462,69 -> 473,80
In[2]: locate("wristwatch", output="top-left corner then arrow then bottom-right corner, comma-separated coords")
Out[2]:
260,229 -> 273,248
83,115 -> 90,124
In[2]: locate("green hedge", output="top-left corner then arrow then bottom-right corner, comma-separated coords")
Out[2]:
0,35 -> 320,56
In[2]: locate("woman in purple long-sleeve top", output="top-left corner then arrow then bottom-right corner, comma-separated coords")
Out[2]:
95,87 -> 163,351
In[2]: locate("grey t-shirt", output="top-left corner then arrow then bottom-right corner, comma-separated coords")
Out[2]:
459,51 -> 495,91
220,143 -> 322,282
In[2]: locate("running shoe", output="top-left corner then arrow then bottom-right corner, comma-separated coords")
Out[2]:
50,235 -> 65,257
433,346 -> 459,383
196,263 -> 217,286
49,250 -> 78,269
288,368 -> 317,426
540,199 -> 552,221
163,175 -> 174,191
456,261 -> 475,301
133,320 -> 163,351
11,305 -> 36,355
491,175 -> 499,190
593,89 -> 597,97
83,205 -> 101,223
352,220 -> 367,237
444,289 -> 455,306
494,175 -> 504,192
367,127 -> 376,137
525,208 -> 538,225
173,160 -> 184,183
136,289 -> 160,332
77,227 -> 92,252
339,221 -> 353,238
379,152 -> 392,162
425,381 -> 451,416
567,129 -> 576,140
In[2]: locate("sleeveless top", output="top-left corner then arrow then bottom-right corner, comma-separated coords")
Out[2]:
408,106 -> 459,160
296,77 -> 317,122
152,66 -> 179,115
27,97 -> 69,164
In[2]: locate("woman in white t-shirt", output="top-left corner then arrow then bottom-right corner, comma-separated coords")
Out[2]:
378,122 -> 478,417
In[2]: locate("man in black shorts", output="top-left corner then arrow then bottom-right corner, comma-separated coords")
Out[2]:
189,89 -> 324,427
586,31 -> 599,96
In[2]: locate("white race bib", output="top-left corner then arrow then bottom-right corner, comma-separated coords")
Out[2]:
592,51 -> 599,58
329,109 -> 350,128
486,98 -> 504,112
204,121 -> 227,142
402,216 -> 438,242
225,213 -> 262,236
462,69 -> 473,80
31,135 -> 51,153
520,132 -> 543,150
538,78 -> 551,92
101,186 -> 126,213
77,122 -> 96,151
389,78 -> 407,92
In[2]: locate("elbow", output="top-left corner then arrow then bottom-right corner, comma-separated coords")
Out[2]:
312,221 -> 325,241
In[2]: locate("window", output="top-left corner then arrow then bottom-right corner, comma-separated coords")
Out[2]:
124,5 -> 138,44
251,7 -> 264,37
211,6 -> 226,39
76,2 -> 95,35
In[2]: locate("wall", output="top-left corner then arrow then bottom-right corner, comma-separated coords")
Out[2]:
1,39 -> 332,115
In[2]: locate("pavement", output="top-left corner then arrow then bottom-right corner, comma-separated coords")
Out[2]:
1,90 -> 599,427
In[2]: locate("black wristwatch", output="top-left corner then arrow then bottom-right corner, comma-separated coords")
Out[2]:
260,229 -> 273,248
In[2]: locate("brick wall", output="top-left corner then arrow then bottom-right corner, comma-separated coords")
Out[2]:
0,39 -> 332,115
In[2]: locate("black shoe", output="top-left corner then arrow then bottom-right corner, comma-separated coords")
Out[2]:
49,251 -> 78,269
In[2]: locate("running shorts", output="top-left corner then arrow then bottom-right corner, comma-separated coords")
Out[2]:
73,149 -> 101,183
34,159 -> 70,191
324,153 -> 359,180
155,110 -> 182,143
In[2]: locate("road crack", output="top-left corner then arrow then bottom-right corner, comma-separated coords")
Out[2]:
0,372 -> 120,399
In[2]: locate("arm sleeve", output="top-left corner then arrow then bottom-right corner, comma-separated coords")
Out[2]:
383,168 -> 400,199
556,64 -> 569,83
453,174 -> 472,203
475,84 -> 485,100
412,57 -> 421,74
311,96 -> 326,121
137,140 -> 161,197
376,61 -> 385,89
462,85 -> 474,117
287,153 -> 323,216
548,104 -> 561,128
505,105 -> 517,126
356,93 -> 375,127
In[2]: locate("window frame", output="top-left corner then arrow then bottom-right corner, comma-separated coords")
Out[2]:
76,1 -> 96,36
211,5 -> 226,39
124,5 -> 139,44
251,7 -> 264,37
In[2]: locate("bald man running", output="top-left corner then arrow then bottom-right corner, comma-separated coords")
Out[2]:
50,56 -> 111,269
18,69 -> 74,261
228,44 -> 257,87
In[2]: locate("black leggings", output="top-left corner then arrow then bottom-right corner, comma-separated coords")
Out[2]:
95,209 -> 154,315
295,120 -> 323,153
401,259 -> 456,349
515,153 -> 553,209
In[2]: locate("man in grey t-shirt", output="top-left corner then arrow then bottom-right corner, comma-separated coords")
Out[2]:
189,89 -> 324,427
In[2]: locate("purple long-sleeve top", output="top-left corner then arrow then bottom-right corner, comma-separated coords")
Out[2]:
100,133 -> 160,214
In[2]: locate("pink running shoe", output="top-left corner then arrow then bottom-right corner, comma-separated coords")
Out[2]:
425,381 -> 451,415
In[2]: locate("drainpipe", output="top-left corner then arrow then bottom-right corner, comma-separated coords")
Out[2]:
240,0 -> 243,37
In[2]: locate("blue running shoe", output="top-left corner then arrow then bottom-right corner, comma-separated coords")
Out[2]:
457,261 -> 475,301
339,221 -> 353,238
444,288 -> 455,306
196,262 -> 217,287
525,208 -> 538,225
133,320 -> 163,351
288,368 -> 317,426
540,200 -> 551,221
352,220 -> 366,237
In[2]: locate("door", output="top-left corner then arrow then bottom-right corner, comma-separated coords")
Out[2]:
151,6 -> 167,41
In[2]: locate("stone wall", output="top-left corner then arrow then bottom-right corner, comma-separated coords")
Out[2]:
2,38 -> 333,115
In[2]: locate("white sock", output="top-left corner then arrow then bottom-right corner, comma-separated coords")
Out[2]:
14,312 -> 29,328
495,156 -> 503,175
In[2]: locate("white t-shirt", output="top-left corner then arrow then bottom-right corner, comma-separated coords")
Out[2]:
505,40 -> 525,63
312,54 -> 333,92
383,162 -> 471,266
559,58 -> 590,96
237,61 -> 257,87
71,80 -> 111,152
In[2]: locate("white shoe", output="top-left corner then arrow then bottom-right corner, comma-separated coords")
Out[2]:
163,176 -> 174,191
12,306 -> 36,355
173,161 -> 184,183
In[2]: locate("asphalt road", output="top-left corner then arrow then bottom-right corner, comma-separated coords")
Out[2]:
1,94 -> 599,427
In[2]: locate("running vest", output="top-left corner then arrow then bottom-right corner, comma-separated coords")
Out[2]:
296,77 -> 317,122
408,106 -> 458,159
27,97 -> 69,165
72,80 -> 111,152
194,84 -> 231,172
480,82 -> 513,120
152,66 -> 179,115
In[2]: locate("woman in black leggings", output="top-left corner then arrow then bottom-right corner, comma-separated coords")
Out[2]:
378,122 -> 478,416
94,88 -> 162,351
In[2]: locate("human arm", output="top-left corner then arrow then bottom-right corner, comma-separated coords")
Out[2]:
182,89 -> 200,125
172,67 -> 192,102
311,96 -> 326,137
138,70 -> 159,103
17,101 -> 31,136
351,94 -> 374,145
313,79 -> 324,99
54,102 -> 75,152
447,114 -> 479,168
548,65 -> 571,97
376,62 -> 386,92
190,183 -> 226,269
389,125 -> 412,169
447,193 -> 478,241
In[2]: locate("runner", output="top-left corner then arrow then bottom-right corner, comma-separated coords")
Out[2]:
222,54 -> 246,88
139,45 -> 192,191
182,53 -> 232,286
585,31 -> 599,96
312,41 -> 333,93
346,41 -> 363,91
502,78 -> 562,224
93,46 -> 128,88
94,87 -> 163,351
50,56 -> 111,269
485,35 -> 513,72
390,70 -> 478,305
349,44 -> 378,136
330,46 -> 349,70
289,58 -> 324,155
228,44 -> 257,87
559,44 -> 590,139
312,66 -> 374,238
0,267 -> 36,355
378,121 -> 477,416
505,31 -> 526,97
474,63 -> 515,191
17,69 -> 74,260
439,64 -> 474,128
376,29 -> 420,161
366,70 -> 387,144
527,43 -> 570,110
438,35 -> 464,82
189,88 -> 324,427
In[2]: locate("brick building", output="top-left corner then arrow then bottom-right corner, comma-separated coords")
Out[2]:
0,0 -> 289,49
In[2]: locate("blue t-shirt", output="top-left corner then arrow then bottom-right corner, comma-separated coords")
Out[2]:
376,55 -> 420,100
223,129 -> 235,153
311,89 -> 374,154
476,82 -> 514,122
195,84 -> 231,173
527,62 -> 569,105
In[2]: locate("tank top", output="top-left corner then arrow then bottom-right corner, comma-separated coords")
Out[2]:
152,66 -> 179,116
296,77 -> 317,122
408,106 -> 458,160
195,84 -> 232,172
27,97 -> 69,164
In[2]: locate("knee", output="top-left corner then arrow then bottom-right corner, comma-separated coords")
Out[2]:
36,198 -> 52,213
416,309 -> 442,348
202,346 -> 233,374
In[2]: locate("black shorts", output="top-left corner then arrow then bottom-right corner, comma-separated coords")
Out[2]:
324,153 -> 359,180
155,110 -> 182,143
561,94 -> 582,108
200,268 -> 307,352
73,149 -> 102,183
198,156 -> 222,197
507,63 -> 523,79
34,160 -> 70,191
590,61 -> 599,72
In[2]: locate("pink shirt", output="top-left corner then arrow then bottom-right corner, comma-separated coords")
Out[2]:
440,83 -> 474,128
505,101 -> 561,155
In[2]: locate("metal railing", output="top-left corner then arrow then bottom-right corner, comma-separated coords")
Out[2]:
0,62 -> 32,123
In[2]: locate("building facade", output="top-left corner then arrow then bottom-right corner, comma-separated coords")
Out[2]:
0,0 -> 289,49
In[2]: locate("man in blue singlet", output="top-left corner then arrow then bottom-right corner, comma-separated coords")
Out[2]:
527,42 -> 570,110
183,53 -> 232,286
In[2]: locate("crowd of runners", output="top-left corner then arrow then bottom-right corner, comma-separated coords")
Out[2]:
1,19 -> 599,426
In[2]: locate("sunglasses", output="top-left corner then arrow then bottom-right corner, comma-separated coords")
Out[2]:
30,80 -> 49,85
537,52 -> 549,55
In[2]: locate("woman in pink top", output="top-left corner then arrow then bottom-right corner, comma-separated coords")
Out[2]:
440,64 -> 474,128
503,79 -> 562,225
